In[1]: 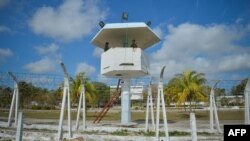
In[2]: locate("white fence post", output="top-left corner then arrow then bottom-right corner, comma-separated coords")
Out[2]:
190,112 -> 197,141
76,84 -> 86,130
15,112 -> 23,141
155,66 -> 169,141
57,62 -> 72,140
210,80 -> 221,133
145,84 -> 155,132
8,72 -> 19,127
245,78 -> 250,124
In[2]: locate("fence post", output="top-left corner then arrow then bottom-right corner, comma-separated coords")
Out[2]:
57,62 -> 72,140
155,66 -> 169,141
145,84 -> 155,132
190,112 -> 197,141
16,112 -> 23,141
210,80 -> 221,133
76,84 -> 86,130
245,78 -> 250,124
8,72 -> 19,127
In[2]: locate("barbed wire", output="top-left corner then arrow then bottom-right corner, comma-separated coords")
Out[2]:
0,72 -> 63,90
0,71 -> 247,93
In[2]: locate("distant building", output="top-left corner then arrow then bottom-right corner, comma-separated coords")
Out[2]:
130,86 -> 144,100
31,101 -> 38,106
217,95 -> 244,106
110,85 -> 144,100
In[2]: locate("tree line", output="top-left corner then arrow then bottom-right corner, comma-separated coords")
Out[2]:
0,73 -> 110,109
0,71 -> 248,111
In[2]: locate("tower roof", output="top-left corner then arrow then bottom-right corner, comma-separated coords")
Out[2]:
91,22 -> 160,49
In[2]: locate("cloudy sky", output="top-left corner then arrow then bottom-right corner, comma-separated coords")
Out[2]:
0,0 -> 250,80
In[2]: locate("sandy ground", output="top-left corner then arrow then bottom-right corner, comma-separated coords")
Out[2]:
1,117 -> 242,141
0,108 -> 245,140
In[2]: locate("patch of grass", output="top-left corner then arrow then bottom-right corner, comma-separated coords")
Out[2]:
143,131 -> 155,136
0,126 -> 57,133
81,130 -> 99,134
110,129 -> 129,136
136,130 -> 191,137
198,132 -> 214,135
169,131 -> 190,136
0,109 -> 244,121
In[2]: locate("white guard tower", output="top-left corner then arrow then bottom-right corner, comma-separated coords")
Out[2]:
91,21 -> 160,124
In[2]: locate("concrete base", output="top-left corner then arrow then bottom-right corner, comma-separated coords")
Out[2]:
118,122 -> 138,127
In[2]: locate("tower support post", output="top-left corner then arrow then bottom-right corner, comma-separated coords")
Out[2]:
121,78 -> 131,124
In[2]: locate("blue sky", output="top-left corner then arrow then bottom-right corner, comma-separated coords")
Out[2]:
0,0 -> 250,81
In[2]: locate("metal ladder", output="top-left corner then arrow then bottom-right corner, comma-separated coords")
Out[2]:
93,79 -> 122,123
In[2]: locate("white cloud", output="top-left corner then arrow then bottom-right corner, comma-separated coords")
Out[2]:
75,62 -> 96,76
0,25 -> 10,32
0,48 -> 13,56
0,48 -> 13,63
24,57 -> 57,73
35,43 -> 59,55
0,0 -> 10,8
29,0 -> 106,41
150,23 -> 250,79
218,54 -> 250,72
152,25 -> 164,39
93,47 -> 103,58
24,43 -> 62,73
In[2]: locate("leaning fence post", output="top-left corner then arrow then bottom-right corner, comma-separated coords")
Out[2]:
58,62 -> 72,140
16,112 -> 23,141
8,72 -> 19,127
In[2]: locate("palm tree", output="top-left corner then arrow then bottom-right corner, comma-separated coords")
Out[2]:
85,82 -> 99,108
70,72 -> 98,108
165,70 -> 207,112
164,78 -> 183,107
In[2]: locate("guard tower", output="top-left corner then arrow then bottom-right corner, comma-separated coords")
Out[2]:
91,18 -> 160,124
